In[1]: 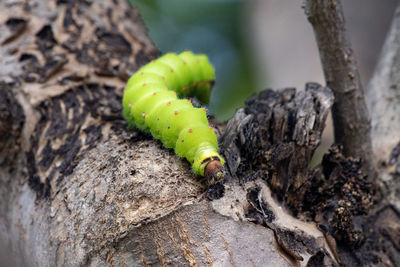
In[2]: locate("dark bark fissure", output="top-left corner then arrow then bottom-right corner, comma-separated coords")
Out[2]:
219,82 -> 385,265
0,0 -> 399,266
0,82 -> 25,147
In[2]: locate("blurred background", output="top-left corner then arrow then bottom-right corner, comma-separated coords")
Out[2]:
130,0 -> 398,165
131,0 -> 255,121
130,0 -> 397,120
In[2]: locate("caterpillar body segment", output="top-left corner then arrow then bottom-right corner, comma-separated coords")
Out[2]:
123,51 -> 224,181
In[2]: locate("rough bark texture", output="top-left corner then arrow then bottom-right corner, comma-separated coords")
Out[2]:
303,0 -> 375,180
0,0 -> 336,266
365,4 -> 400,266
367,2 -> 400,211
1,0 -> 399,267
220,83 -> 335,211
302,1 -> 400,266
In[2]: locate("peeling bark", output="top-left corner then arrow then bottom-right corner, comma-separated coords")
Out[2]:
301,1 -> 400,266
1,0 -> 399,267
0,0 -> 336,266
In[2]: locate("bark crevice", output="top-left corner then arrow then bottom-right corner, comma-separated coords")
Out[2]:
1,0 -> 400,266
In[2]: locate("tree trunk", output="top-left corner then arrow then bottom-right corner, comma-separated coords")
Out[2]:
0,0 -> 399,267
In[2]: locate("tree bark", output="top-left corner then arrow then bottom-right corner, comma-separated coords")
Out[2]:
1,0 -> 399,267
302,0 -> 375,181
0,0 -> 333,266
367,2 -> 400,185
303,1 -> 400,266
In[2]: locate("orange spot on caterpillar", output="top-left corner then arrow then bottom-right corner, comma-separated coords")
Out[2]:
172,91 -> 176,94
122,52 -> 223,177
202,108 -> 206,112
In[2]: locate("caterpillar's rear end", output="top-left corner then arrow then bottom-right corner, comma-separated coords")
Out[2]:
122,51 -> 224,184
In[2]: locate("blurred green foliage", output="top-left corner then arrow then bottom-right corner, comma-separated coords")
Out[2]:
130,0 -> 257,121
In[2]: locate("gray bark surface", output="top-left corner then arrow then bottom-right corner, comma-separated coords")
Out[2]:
0,0 -> 335,266
1,0 -> 399,267
303,1 -> 400,266
367,3 -> 400,188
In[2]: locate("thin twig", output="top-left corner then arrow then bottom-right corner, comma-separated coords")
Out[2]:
303,0 -> 375,180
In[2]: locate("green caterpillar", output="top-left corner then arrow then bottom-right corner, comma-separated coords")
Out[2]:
122,51 -> 224,183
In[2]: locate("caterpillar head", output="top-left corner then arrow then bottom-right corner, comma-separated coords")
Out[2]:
204,159 -> 224,186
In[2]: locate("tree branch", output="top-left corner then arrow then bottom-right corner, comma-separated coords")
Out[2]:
365,3 -> 400,231
0,1 -> 335,265
367,2 -> 400,164
303,0 -> 375,180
